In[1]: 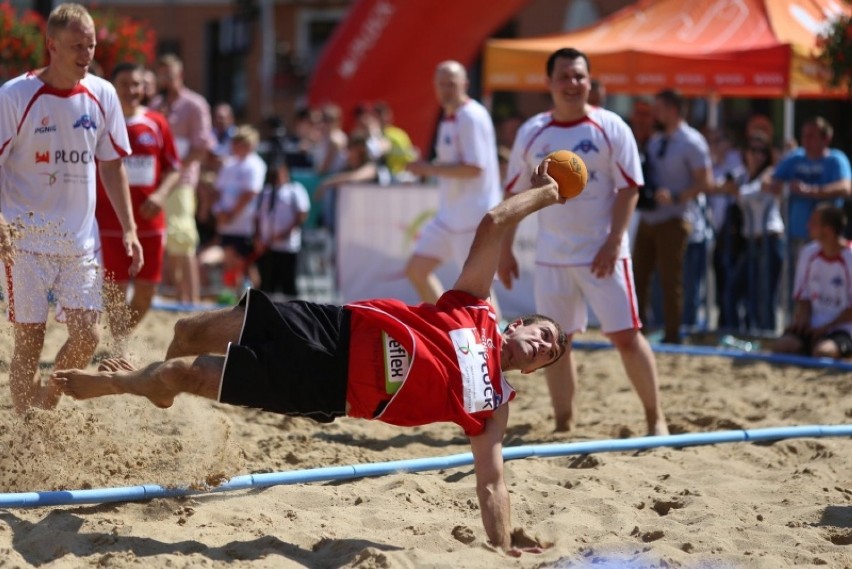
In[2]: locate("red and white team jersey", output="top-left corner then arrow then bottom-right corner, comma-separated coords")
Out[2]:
96,108 -> 179,237
793,242 -> 852,335
505,108 -> 643,266
345,290 -> 515,437
0,72 -> 131,255
433,99 -> 501,231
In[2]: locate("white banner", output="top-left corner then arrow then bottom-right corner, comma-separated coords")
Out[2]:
337,183 -> 538,318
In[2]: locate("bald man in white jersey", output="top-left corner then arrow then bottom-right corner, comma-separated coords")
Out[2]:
405,61 -> 501,307
0,3 -> 142,413
499,48 -> 667,436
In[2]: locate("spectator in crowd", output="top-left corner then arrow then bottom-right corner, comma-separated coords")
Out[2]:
499,47 -> 667,436
495,114 -> 525,184
150,54 -> 214,306
770,203 -> 852,359
140,68 -> 157,106
213,125 -> 268,297
351,103 -> 389,163
95,62 -> 181,351
733,139 -> 783,332
588,78 -> 606,107
313,134 -> 389,234
285,106 -> 321,170
374,101 -> 416,179
704,129 -> 746,330
405,60 -> 501,305
255,160 -> 311,300
765,116 -> 851,247
210,102 -> 237,167
0,2 -> 142,412
633,89 -> 712,344
312,104 -> 348,176
629,99 -> 657,216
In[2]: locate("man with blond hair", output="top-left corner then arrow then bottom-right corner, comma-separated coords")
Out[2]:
0,2 -> 142,413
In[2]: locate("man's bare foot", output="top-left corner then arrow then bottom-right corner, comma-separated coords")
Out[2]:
97,357 -> 137,372
51,366 -> 176,409
648,419 -> 670,437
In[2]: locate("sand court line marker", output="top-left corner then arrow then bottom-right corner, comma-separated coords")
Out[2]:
0,424 -> 849,508
573,340 -> 852,371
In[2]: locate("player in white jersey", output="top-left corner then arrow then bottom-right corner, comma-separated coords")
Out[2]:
0,3 -> 142,413
499,48 -> 667,436
405,61 -> 501,305
771,204 -> 852,358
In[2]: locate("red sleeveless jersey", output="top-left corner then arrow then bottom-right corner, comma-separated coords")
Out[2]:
95,108 -> 179,236
345,290 -> 515,436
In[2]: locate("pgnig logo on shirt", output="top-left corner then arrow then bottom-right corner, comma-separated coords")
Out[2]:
73,115 -> 97,130
34,117 -> 56,134
450,328 -> 498,413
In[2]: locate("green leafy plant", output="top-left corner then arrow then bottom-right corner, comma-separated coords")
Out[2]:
91,10 -> 157,78
816,12 -> 852,94
0,2 -> 46,83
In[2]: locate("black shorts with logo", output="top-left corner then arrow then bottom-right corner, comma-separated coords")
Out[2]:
219,289 -> 350,423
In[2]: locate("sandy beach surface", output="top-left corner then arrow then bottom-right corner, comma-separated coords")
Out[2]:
0,307 -> 850,568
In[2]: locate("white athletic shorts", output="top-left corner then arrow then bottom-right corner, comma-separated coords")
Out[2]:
412,218 -> 476,269
534,259 -> 641,335
2,251 -> 103,323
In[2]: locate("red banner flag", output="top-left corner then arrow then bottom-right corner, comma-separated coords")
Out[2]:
308,0 -> 530,153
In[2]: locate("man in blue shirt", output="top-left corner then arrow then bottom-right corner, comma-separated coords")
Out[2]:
767,116 -> 851,242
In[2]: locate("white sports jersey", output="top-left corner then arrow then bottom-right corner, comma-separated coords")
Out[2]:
505,108 -> 643,265
0,72 -> 131,255
433,99 -> 500,231
793,242 -> 852,335
214,152 -> 267,237
257,181 -> 311,253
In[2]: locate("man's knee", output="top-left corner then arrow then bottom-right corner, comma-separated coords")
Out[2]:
607,328 -> 641,352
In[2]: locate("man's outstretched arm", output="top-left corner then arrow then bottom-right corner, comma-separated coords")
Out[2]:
453,160 -> 563,300
470,403 -> 511,549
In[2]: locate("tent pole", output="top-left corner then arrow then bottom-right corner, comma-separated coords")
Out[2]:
783,97 -> 795,145
707,92 -> 720,130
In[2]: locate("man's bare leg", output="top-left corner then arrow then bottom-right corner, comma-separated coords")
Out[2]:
405,255 -> 443,304
107,281 -> 157,352
544,337 -> 577,432
10,323 -> 48,413
608,328 -> 669,436
165,306 -> 244,359
52,354 -> 225,408
40,309 -> 101,410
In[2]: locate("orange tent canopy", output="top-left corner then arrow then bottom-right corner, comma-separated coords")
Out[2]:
485,0 -> 850,98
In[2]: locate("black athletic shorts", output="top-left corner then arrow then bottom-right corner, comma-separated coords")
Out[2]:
219,288 -> 350,423
220,234 -> 255,258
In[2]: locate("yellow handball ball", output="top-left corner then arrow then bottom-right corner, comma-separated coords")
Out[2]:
546,150 -> 589,199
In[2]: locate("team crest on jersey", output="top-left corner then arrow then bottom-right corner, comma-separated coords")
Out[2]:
35,151 -> 50,164
832,276 -> 844,287
136,133 -> 156,147
572,140 -> 600,154
73,115 -> 97,130
34,116 -> 57,134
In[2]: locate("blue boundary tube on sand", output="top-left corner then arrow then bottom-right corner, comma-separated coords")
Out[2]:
0,424 -> 850,508
573,339 -> 852,371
